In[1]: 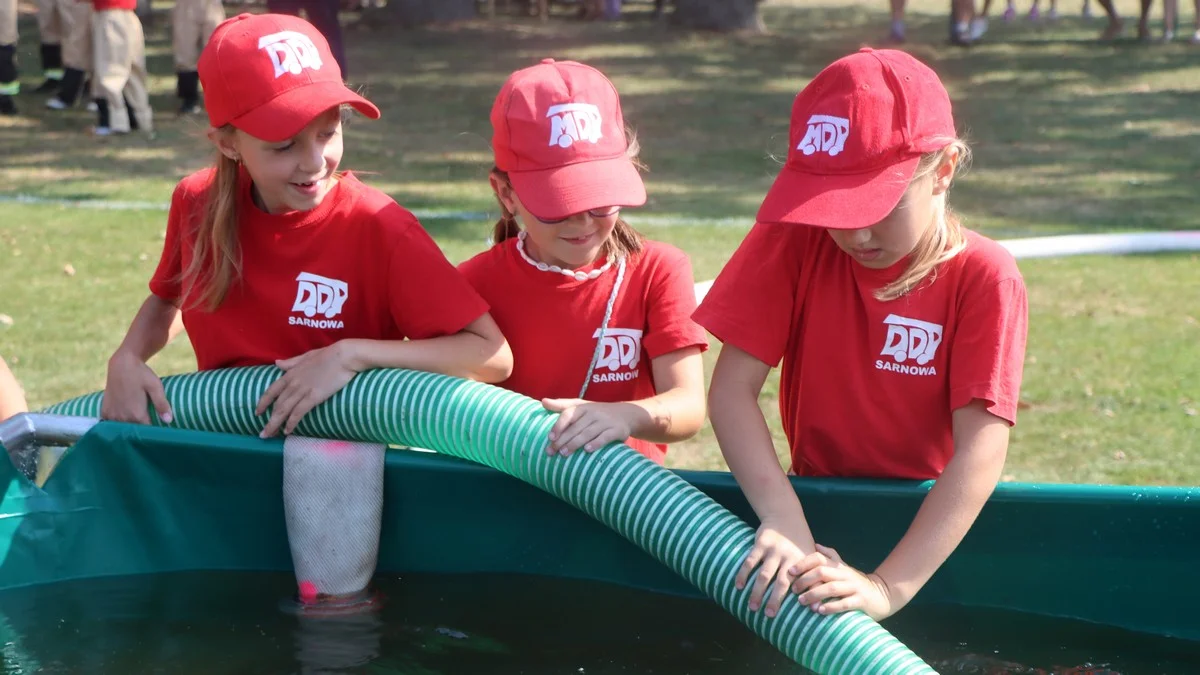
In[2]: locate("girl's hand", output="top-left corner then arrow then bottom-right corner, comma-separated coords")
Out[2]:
256,342 -> 359,438
736,522 -> 817,618
541,398 -> 635,456
100,351 -> 173,425
791,544 -> 897,621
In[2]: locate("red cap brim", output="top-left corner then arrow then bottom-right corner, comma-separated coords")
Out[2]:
230,80 -> 381,143
508,156 -> 646,222
755,154 -> 922,230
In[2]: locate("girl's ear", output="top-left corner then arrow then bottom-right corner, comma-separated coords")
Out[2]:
931,146 -> 960,196
207,127 -> 241,163
489,172 -> 520,217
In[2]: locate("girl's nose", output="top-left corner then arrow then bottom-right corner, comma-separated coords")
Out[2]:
847,227 -> 873,245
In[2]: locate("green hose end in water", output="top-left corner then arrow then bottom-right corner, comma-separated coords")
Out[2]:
42,366 -> 934,675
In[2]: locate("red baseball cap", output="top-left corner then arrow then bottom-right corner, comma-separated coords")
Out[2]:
491,58 -> 646,221
756,48 -> 956,230
198,13 -> 380,143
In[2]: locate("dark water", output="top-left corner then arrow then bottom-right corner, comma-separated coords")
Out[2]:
0,571 -> 1195,674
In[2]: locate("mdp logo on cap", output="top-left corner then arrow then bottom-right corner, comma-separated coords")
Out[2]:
547,103 -> 603,148
798,114 -> 851,157
258,30 -> 324,79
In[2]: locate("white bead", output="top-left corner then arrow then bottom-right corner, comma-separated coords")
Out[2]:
516,230 -> 617,283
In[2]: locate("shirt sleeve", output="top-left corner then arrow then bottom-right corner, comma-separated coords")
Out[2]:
148,182 -> 189,304
641,246 -> 710,359
455,250 -> 488,295
385,206 -> 490,340
691,222 -> 804,367
949,277 -> 1029,425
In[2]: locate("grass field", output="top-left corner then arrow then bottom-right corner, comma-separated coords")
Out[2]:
1,0 -> 1196,484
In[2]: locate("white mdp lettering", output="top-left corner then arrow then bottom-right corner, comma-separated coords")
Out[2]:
292,272 -> 348,319
593,328 -> 643,372
258,31 -> 323,79
547,103 -> 603,149
879,314 -> 943,366
797,115 -> 850,157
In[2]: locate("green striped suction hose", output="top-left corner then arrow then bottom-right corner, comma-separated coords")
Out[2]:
44,366 -> 934,675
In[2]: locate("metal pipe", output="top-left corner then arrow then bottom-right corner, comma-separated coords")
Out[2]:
0,413 -> 99,479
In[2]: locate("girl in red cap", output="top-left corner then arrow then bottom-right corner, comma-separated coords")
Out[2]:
459,59 -> 708,465
99,13 -> 513,611
694,48 -> 1028,620
101,12 -> 511,434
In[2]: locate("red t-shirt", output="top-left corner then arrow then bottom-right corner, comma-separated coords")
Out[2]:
458,238 -> 709,463
150,168 -> 489,372
693,224 -> 1028,480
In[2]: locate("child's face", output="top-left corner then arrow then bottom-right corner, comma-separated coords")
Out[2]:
223,108 -> 344,215
825,152 -> 957,269
492,176 -> 619,269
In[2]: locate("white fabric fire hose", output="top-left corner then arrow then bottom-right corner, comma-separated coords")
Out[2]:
282,436 -> 386,609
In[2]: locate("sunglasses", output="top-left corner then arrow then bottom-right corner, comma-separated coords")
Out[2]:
526,205 -> 622,225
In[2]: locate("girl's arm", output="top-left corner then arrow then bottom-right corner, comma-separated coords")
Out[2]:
342,313 -> 513,383
709,344 -> 818,618
793,399 -> 1009,620
543,345 -> 706,453
111,294 -> 185,363
868,399 -> 1008,607
101,294 -> 184,424
629,345 -> 707,442
256,314 -> 513,437
0,356 -> 28,422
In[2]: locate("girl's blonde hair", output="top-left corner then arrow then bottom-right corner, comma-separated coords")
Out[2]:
490,132 -> 646,260
876,138 -> 971,302
182,125 -> 243,312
